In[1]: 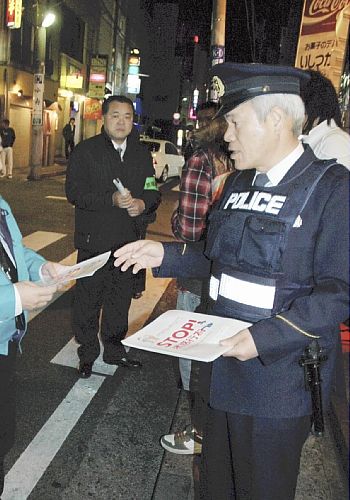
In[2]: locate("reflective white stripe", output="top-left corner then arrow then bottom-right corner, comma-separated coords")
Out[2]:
211,273 -> 276,309
209,275 -> 219,300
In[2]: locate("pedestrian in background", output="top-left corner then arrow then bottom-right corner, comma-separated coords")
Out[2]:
300,69 -> 350,168
65,95 -> 161,379
114,63 -> 349,499
0,195 -> 68,496
62,117 -> 76,160
0,119 -> 16,179
160,102 -> 234,456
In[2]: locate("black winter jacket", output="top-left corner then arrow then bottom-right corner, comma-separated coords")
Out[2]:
65,130 -> 161,253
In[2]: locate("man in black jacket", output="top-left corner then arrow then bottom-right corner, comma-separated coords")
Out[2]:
0,119 -> 16,179
62,118 -> 75,159
65,95 -> 161,378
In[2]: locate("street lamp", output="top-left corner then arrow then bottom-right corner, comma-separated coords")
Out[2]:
42,12 -> 55,28
28,6 -> 56,180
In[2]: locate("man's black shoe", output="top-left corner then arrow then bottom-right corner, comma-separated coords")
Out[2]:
77,361 -> 93,378
103,357 -> 142,368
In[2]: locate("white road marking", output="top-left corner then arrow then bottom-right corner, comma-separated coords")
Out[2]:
22,231 -> 66,251
51,337 -> 117,376
2,375 -> 105,500
45,196 -> 68,201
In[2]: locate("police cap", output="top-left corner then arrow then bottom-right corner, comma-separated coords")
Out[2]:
210,63 -> 310,117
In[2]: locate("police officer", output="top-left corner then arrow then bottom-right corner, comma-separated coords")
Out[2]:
113,64 -> 349,500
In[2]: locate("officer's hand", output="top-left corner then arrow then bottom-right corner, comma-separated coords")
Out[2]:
41,261 -> 71,289
112,189 -> 133,208
114,240 -> 164,273
127,198 -> 145,217
14,281 -> 58,311
220,328 -> 258,361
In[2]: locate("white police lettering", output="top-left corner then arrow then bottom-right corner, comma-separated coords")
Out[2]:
224,191 -> 286,214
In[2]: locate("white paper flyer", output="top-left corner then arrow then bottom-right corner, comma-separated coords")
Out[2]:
122,310 -> 252,362
40,250 -> 111,285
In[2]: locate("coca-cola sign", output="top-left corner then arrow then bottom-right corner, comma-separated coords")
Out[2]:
301,0 -> 350,35
307,0 -> 348,17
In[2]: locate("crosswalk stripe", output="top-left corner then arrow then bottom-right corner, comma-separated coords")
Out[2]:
22,231 -> 66,251
2,375 -> 106,500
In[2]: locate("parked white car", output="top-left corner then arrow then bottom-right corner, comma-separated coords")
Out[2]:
140,137 -> 185,182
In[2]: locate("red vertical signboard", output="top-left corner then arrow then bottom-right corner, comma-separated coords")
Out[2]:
6,0 -> 22,29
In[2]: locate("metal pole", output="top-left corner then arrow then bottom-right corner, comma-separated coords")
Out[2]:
210,0 -> 227,101
28,4 -> 46,180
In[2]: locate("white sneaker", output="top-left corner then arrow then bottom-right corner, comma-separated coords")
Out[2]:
160,425 -> 202,455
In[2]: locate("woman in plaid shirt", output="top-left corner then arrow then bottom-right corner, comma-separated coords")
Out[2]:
160,106 -> 234,457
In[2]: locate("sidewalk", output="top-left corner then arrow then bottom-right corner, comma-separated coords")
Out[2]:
11,159 -> 67,181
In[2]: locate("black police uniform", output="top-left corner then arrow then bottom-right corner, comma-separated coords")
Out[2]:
153,63 -> 349,499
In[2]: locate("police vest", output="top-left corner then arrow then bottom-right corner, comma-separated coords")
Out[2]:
205,159 -> 336,323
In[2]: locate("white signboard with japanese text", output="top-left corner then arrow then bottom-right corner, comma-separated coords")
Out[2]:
32,73 -> 44,126
295,0 -> 350,91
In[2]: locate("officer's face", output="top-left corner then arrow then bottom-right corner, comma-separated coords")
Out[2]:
103,101 -> 134,144
224,101 -> 276,172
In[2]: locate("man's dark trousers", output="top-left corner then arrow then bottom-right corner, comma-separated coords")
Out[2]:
73,250 -> 134,364
199,407 -> 311,500
65,140 -> 74,159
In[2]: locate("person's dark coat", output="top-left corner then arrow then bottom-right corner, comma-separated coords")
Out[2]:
65,129 -> 161,253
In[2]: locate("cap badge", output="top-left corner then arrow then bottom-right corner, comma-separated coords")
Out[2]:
262,85 -> 270,92
211,76 -> 225,98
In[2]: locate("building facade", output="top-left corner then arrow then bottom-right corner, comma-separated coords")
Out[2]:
0,0 -> 152,171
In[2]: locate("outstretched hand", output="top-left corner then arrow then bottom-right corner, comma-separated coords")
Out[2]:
114,240 -> 164,273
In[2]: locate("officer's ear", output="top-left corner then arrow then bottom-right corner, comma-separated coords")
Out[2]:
270,106 -> 283,128
268,106 -> 285,136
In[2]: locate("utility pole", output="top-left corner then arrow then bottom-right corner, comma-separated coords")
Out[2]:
28,2 -> 46,180
210,0 -> 227,101
210,0 -> 227,66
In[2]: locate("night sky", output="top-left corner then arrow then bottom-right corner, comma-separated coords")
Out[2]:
175,0 -> 303,63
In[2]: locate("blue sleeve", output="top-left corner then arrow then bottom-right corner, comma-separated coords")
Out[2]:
153,241 -> 211,279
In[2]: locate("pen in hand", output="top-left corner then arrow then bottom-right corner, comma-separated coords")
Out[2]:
113,178 -> 127,196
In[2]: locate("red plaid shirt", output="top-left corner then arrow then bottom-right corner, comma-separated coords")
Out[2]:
172,147 -> 233,242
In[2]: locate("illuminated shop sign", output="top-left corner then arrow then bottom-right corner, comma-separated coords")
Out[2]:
6,0 -> 22,29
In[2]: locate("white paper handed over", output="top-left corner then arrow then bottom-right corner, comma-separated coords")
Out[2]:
122,310 -> 251,362
40,250 -> 111,286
